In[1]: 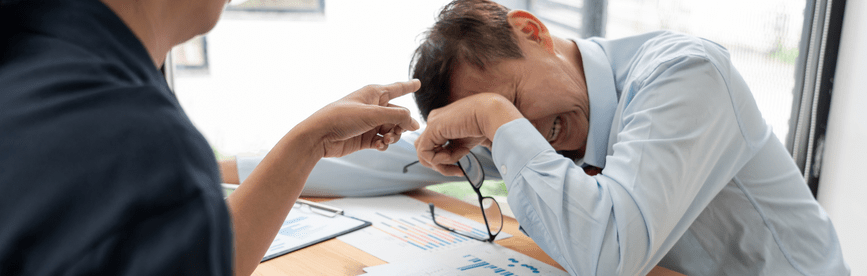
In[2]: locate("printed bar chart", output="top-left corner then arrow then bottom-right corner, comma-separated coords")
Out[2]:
362,242 -> 567,275
456,255 -> 541,275
373,212 -> 472,250
326,195 -> 512,262
261,204 -> 369,262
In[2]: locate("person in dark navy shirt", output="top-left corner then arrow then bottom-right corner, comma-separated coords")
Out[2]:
0,0 -> 420,275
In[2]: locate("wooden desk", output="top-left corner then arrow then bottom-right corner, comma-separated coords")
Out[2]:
252,189 -> 683,276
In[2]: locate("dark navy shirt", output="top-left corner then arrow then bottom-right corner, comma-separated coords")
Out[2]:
0,0 -> 233,275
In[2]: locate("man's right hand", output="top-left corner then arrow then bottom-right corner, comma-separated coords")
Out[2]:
414,93 -> 523,176
298,80 -> 421,159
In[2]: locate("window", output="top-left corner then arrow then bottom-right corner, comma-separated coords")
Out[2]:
530,0 -> 805,143
609,0 -> 803,143
225,0 -> 324,13
172,36 -> 209,74
171,0 -> 452,157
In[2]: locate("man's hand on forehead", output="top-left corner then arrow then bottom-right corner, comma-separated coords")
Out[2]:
415,93 -> 523,176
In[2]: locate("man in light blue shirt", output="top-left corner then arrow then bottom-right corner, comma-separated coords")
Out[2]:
227,0 -> 848,275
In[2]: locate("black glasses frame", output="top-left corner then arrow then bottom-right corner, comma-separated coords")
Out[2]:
427,152 -> 503,243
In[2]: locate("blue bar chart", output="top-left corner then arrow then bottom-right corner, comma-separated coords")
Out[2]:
362,241 -> 567,275
455,255 -> 541,275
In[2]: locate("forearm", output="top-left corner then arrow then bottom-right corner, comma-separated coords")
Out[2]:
491,119 -> 609,274
225,127 -> 323,276
229,133 -> 503,197
300,132 -> 503,196
221,79 -> 420,275
219,158 -> 239,184
302,139 -> 455,196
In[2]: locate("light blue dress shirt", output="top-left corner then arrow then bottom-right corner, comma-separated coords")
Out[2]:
238,31 -> 848,275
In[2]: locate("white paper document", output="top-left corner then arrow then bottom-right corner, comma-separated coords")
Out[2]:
261,203 -> 370,262
324,195 -> 512,262
362,242 -> 568,276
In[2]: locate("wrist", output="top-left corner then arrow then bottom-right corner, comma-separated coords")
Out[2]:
281,121 -> 327,161
476,95 -> 523,140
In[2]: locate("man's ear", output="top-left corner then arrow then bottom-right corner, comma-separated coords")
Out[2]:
507,10 -> 554,55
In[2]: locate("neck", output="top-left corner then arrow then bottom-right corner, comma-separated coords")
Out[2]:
552,36 -> 590,108
554,36 -> 590,160
555,37 -> 587,93
100,0 -> 171,68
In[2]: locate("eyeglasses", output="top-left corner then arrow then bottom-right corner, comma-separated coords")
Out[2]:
404,153 -> 503,242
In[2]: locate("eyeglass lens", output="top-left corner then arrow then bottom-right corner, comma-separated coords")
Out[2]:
481,197 -> 503,234
458,153 -> 484,188
429,153 -> 503,242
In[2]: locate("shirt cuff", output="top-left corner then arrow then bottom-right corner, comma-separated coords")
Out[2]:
491,118 -> 554,185
236,155 -> 264,183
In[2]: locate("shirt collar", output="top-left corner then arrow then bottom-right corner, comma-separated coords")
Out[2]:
572,39 -> 618,168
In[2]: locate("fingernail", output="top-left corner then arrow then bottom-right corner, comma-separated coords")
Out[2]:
388,137 -> 395,143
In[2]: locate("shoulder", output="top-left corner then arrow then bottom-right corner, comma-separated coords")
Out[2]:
0,82 -> 229,273
638,31 -> 726,57
2,81 -> 217,194
628,31 -> 728,76
615,32 -> 738,115
1,24 -> 216,191
69,84 -> 216,185
616,31 -> 735,99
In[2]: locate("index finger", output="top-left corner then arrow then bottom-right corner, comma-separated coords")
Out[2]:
378,79 -> 421,105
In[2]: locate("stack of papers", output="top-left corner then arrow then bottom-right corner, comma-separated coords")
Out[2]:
325,195 -> 511,262
324,195 -> 568,275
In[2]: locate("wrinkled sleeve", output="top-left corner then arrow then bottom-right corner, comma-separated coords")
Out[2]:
237,131 -> 502,197
493,57 -> 752,275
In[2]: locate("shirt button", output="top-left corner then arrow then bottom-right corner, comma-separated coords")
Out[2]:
500,165 -> 508,175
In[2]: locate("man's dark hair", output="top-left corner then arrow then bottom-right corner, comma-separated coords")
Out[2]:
410,0 -> 524,121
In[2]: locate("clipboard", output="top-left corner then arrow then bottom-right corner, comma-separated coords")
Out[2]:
221,184 -> 372,262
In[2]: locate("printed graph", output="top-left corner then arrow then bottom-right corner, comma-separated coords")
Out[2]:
261,205 -> 369,262
361,242 -> 566,276
455,255 -> 541,275
371,211 -> 486,251
327,195 -> 512,262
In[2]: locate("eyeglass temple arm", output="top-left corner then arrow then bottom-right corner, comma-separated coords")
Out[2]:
403,161 -> 420,173
430,203 -> 495,243
428,203 -> 455,231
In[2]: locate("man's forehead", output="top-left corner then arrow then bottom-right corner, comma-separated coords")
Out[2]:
449,59 -> 515,102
